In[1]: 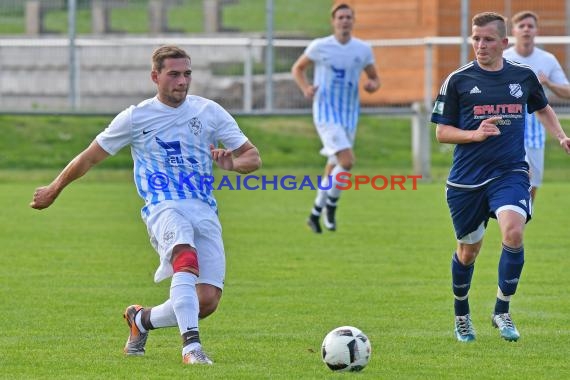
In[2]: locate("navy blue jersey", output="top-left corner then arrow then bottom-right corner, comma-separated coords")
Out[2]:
431,59 -> 548,188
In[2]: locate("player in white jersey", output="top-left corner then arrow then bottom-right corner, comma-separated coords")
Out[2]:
291,3 -> 380,233
503,11 -> 570,202
30,45 -> 261,365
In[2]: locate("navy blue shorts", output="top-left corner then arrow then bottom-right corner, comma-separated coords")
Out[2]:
446,171 -> 532,242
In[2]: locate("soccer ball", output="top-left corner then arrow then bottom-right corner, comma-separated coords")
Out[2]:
321,326 -> 372,372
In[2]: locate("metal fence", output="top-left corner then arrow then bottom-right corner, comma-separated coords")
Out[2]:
3,36 -> 570,116
1,0 -> 570,115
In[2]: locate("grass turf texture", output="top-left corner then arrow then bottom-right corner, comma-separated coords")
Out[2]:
1,114 -> 570,180
1,114 -> 570,378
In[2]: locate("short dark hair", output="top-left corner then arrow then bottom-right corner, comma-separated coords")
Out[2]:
151,45 -> 191,72
511,10 -> 538,26
472,12 -> 506,38
331,3 -> 353,18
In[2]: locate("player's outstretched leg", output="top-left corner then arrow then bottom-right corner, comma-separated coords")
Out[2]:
123,305 -> 150,355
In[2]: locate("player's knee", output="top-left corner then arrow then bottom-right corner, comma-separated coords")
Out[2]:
503,228 -> 523,248
456,244 -> 481,265
339,157 -> 354,171
172,247 -> 199,276
199,299 -> 219,319
197,285 -> 222,319
336,150 -> 355,170
501,223 -> 524,247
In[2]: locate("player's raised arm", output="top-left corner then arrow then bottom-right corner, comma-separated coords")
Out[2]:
30,140 -> 110,210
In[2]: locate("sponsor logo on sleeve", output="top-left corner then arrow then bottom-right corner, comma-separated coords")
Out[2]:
433,101 -> 445,115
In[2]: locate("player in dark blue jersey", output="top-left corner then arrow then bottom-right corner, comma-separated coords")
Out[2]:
431,12 -> 570,343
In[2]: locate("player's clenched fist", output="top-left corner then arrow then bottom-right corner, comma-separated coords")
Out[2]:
30,185 -> 58,210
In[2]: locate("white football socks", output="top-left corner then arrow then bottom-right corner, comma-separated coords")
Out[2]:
148,299 -> 178,328
328,165 -> 350,199
170,271 -> 200,353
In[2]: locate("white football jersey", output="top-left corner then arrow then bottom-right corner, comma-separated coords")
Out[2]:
305,35 -> 375,133
504,46 -> 570,148
96,95 -> 248,218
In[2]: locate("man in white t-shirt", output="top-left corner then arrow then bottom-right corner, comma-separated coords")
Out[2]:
503,10 -> 570,202
30,45 -> 261,365
291,3 -> 380,233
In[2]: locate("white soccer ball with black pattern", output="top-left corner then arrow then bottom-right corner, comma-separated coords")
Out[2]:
321,326 -> 372,372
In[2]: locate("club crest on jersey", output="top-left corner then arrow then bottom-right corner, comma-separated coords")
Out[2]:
189,117 -> 202,136
163,230 -> 176,245
509,83 -> 523,98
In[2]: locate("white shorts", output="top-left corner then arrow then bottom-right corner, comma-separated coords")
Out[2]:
144,199 -> 225,288
315,123 -> 355,157
525,147 -> 544,188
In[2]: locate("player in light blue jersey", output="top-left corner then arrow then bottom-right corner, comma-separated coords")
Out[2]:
291,3 -> 380,233
30,45 -> 261,365
503,10 -> 570,202
432,12 -> 570,343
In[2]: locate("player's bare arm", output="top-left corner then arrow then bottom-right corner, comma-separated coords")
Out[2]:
30,140 -> 110,210
291,54 -> 318,99
210,141 -> 261,174
436,116 -> 502,144
363,64 -> 381,93
535,105 -> 570,154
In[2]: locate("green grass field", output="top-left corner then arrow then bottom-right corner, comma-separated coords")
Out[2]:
1,114 -> 570,378
0,0 -> 331,37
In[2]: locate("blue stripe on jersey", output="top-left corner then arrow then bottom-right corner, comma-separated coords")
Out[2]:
331,85 -> 340,124
337,83 -> 345,126
350,84 -> 359,132
524,112 -> 545,149
317,88 -> 325,124
196,145 -> 211,204
133,158 -> 148,202
315,79 -> 361,131
325,87 -> 332,125
152,158 -> 169,202
161,159 -> 175,201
